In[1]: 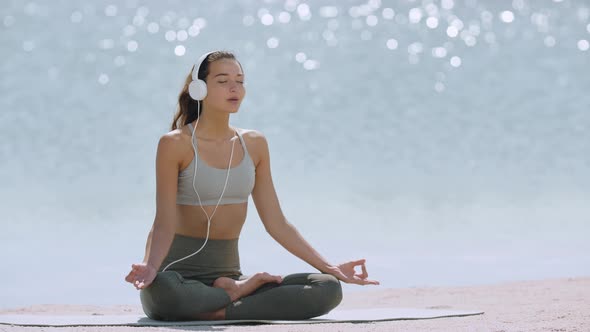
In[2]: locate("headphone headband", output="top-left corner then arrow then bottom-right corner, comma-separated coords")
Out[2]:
191,51 -> 216,81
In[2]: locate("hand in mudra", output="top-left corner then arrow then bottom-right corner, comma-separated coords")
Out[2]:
125,263 -> 157,290
327,259 -> 380,285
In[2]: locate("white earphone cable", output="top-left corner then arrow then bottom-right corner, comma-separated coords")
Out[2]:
162,101 -> 236,272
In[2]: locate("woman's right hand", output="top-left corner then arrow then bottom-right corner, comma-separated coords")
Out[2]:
125,263 -> 157,290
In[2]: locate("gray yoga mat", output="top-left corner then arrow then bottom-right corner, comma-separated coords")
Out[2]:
0,307 -> 484,326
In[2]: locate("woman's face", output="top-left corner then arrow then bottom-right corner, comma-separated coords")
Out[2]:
203,58 -> 245,113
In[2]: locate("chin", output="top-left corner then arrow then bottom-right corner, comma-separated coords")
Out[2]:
213,104 -> 240,113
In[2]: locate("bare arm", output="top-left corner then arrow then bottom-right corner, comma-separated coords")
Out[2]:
250,131 -> 379,285
142,228 -> 153,264
265,217 -> 333,273
126,134 -> 181,288
144,134 -> 181,269
250,133 -> 331,271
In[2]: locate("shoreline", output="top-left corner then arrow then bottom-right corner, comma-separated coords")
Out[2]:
1,276 -> 588,331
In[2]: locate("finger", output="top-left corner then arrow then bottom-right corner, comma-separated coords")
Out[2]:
125,270 -> 139,282
352,259 -> 366,266
359,263 -> 369,279
131,264 -> 144,272
356,275 -> 379,285
350,279 -> 368,286
353,264 -> 368,278
134,279 -> 146,289
139,279 -> 152,289
339,273 -> 363,285
363,279 -> 380,285
343,259 -> 364,268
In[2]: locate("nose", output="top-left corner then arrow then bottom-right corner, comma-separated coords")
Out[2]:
229,81 -> 241,92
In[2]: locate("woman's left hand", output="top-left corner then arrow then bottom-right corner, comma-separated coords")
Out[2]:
326,259 -> 380,285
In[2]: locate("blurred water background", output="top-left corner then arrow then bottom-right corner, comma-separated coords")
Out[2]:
1,0 -> 589,308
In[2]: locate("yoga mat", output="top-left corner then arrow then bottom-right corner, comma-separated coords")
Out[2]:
0,307 -> 484,326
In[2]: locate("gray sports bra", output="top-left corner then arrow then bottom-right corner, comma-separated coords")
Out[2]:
176,123 -> 256,206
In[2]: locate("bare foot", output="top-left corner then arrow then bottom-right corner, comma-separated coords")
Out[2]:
213,272 -> 283,302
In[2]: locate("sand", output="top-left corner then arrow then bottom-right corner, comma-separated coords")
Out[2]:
1,276 -> 588,331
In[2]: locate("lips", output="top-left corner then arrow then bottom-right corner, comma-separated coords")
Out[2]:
227,98 -> 239,102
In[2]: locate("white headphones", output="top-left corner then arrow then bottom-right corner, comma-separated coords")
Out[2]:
188,51 -> 216,101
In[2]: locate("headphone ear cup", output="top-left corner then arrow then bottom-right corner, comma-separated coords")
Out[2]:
188,79 -> 207,100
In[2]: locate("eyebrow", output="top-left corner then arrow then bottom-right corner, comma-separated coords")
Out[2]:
214,73 -> 244,78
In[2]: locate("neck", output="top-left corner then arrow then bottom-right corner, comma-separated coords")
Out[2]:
195,108 -> 235,140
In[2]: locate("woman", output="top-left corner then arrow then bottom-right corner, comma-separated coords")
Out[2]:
124,50 -> 379,321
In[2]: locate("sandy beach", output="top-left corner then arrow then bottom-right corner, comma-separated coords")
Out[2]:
1,276 -> 588,332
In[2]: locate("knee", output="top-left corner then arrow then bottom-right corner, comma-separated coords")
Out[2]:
139,271 -> 232,321
301,273 -> 342,318
139,271 -> 182,320
317,274 -> 343,312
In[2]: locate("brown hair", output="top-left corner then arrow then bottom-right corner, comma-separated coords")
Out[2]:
170,50 -> 242,130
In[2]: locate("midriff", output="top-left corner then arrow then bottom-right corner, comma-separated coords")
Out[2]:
175,202 -> 248,240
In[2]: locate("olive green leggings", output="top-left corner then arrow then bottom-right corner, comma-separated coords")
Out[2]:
139,234 -> 342,321
140,270 -> 342,321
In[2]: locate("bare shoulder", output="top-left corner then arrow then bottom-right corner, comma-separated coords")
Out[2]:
237,128 -> 269,166
159,128 -> 182,146
157,128 -> 190,159
238,127 -> 266,140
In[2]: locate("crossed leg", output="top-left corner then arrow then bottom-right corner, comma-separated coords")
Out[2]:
198,273 -> 343,320
140,271 -> 341,321
196,272 -> 283,320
